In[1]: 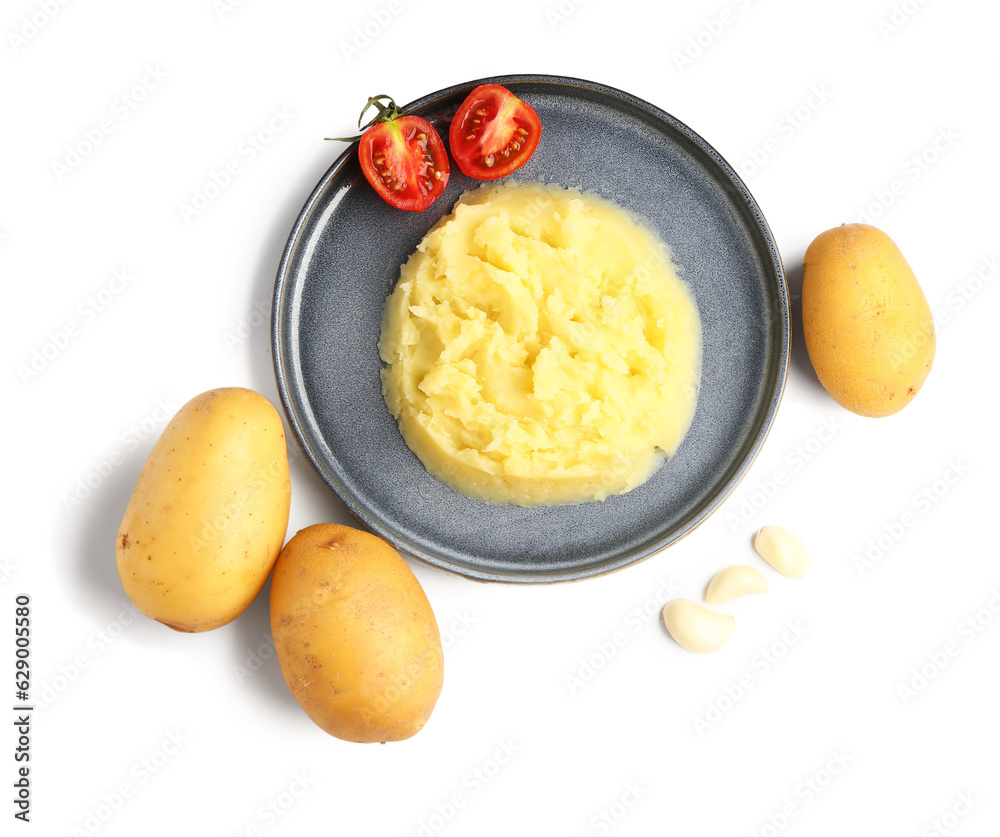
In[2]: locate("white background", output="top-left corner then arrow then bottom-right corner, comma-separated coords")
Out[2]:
4,0 -> 999,834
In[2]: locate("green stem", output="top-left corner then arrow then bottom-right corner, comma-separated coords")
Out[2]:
325,94 -> 402,143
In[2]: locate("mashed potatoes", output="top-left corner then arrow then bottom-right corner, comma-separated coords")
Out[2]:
378,181 -> 701,506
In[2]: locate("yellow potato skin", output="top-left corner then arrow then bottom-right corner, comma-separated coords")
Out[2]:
270,524 -> 443,743
802,224 -> 935,417
116,388 -> 291,632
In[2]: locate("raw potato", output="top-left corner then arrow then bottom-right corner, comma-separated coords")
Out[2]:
802,224 -> 935,417
270,524 -> 444,743
116,388 -> 291,632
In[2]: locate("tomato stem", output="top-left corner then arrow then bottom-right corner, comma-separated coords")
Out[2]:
325,94 -> 403,144
358,95 -> 401,129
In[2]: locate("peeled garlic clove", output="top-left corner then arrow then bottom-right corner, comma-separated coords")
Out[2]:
704,564 -> 768,604
754,526 -> 809,579
662,598 -> 735,654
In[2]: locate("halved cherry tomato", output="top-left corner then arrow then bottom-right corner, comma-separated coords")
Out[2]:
449,84 -> 541,181
329,95 -> 449,212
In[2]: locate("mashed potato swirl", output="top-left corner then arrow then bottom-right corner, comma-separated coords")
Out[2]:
378,181 -> 701,506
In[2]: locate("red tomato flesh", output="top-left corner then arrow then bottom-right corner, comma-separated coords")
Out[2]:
449,84 -> 541,180
359,115 -> 449,212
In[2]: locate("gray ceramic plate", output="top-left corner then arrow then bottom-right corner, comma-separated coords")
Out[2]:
272,75 -> 788,583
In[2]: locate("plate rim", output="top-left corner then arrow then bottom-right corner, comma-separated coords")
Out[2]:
272,73 -> 790,584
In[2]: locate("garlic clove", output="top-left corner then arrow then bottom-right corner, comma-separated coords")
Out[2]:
754,526 -> 809,579
662,598 -> 735,654
704,564 -> 769,604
